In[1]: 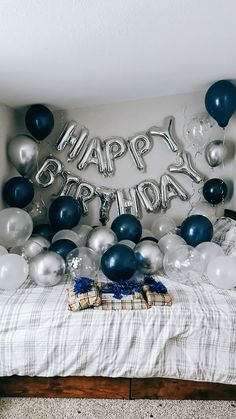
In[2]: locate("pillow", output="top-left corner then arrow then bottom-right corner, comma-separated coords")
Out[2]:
212,217 -> 236,247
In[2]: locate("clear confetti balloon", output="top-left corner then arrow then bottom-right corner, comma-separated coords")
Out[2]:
66,247 -> 100,279
163,245 -> 204,283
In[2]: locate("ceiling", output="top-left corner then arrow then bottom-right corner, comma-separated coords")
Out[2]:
0,0 -> 235,110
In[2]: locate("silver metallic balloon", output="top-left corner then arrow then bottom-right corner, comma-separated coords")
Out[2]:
116,188 -> 140,218
0,208 -> 33,249
56,121 -> 89,162
87,227 -> 117,255
134,240 -> 163,274
127,132 -> 152,171
7,135 -> 39,177
148,116 -> 179,152
168,150 -> 203,183
77,137 -> 107,175
204,140 -> 228,167
160,174 -> 189,209
29,251 -> 65,286
30,234 -> 50,249
136,180 -> 161,213
35,157 -> 63,187
25,198 -> 47,225
95,187 -> 116,225
104,137 -> 127,175
10,238 -> 45,261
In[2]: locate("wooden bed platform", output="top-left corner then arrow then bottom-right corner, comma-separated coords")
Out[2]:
0,376 -> 236,400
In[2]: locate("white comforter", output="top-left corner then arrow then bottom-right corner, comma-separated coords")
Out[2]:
0,275 -> 236,384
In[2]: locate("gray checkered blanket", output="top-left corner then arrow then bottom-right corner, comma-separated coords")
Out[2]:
0,273 -> 236,384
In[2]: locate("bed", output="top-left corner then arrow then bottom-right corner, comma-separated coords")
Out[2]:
1,216 -> 236,399
0,272 -> 236,399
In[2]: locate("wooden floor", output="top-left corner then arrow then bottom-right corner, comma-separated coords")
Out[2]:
0,376 -> 236,400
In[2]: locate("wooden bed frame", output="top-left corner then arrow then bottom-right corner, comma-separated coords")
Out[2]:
0,376 -> 236,400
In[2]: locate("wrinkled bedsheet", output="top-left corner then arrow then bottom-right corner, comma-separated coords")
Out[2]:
0,275 -> 236,384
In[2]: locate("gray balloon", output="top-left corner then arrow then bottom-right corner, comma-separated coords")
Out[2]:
87,227 -> 117,254
205,140 -> 227,167
134,240 -> 163,274
29,251 -> 65,286
7,135 -> 39,177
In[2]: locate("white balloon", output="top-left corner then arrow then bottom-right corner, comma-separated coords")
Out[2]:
207,256 -> 236,289
72,224 -> 93,246
52,229 -> 80,245
0,208 -> 33,249
0,245 -> 8,256
196,242 -> 224,271
158,234 -> 186,254
189,202 -> 217,224
152,214 -> 176,240
0,254 -> 29,290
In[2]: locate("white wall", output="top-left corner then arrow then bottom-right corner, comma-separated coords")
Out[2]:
16,91 -> 236,227
0,104 -> 16,209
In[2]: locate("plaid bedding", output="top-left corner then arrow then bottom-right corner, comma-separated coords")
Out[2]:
0,274 -> 236,384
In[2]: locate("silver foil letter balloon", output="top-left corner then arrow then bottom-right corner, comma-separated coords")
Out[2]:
127,132 -> 152,171
116,188 -> 140,218
160,174 -> 189,209
104,137 -> 127,175
35,157 -> 63,187
136,180 -> 161,212
168,150 -> 203,183
148,116 -> 179,152
56,121 -> 89,162
95,187 -> 117,225
60,171 -> 95,215
75,182 -> 96,215
77,137 -> 107,176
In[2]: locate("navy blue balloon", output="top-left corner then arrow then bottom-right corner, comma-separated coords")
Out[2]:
101,244 -> 137,282
2,176 -> 34,208
25,104 -> 54,140
49,196 -> 82,231
139,236 -> 159,244
180,215 -> 213,247
49,239 -> 77,260
203,178 -> 228,205
205,80 -> 236,127
33,224 -> 55,242
111,214 -> 142,243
